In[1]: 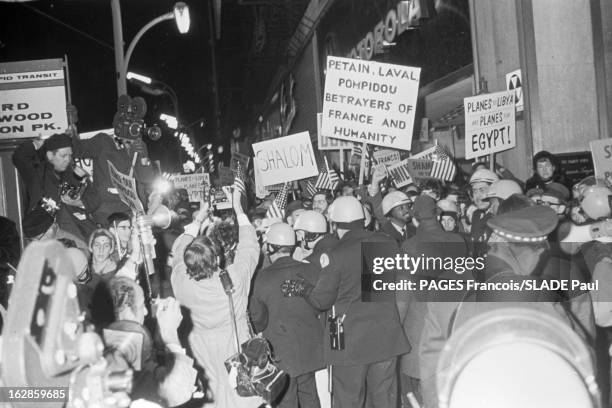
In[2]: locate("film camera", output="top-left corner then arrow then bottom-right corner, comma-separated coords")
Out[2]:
59,167 -> 90,201
113,95 -> 161,142
1,241 -> 133,407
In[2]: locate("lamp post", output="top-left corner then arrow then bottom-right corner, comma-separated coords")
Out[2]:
111,0 -> 190,97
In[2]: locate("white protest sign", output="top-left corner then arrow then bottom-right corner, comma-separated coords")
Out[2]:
108,161 -> 144,214
321,56 -> 421,151
589,138 -> 612,179
506,69 -> 523,112
387,159 -> 414,188
0,59 -> 68,139
373,149 -> 401,166
252,131 -> 318,186
317,112 -> 352,150
464,90 -> 516,160
172,173 -> 211,202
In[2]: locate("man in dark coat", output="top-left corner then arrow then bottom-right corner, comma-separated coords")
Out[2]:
250,222 -> 324,408
12,133 -> 97,248
282,196 -> 410,408
396,195 -> 469,406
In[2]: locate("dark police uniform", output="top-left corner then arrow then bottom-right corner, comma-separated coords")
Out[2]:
250,256 -> 325,408
303,228 -> 410,408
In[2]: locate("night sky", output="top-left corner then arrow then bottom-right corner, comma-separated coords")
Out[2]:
0,0 -> 256,171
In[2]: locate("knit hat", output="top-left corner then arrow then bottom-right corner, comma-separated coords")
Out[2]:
43,133 -> 72,152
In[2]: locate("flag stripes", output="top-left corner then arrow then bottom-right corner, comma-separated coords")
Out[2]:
266,182 -> 289,219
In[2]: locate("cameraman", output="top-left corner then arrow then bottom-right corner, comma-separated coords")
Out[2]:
12,133 -> 97,249
70,100 -> 156,225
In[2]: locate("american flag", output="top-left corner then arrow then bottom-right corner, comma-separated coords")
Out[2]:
314,165 -> 333,191
302,179 -> 317,199
351,143 -> 371,176
232,161 -> 246,196
428,145 -> 457,181
325,156 -> 340,188
266,182 -> 289,219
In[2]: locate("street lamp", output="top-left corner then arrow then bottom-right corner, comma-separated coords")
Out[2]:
111,1 -> 190,97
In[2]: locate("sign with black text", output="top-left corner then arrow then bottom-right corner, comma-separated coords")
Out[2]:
317,112 -> 352,150
108,161 -> 144,214
464,90 -> 516,159
0,59 -> 68,139
252,131 -> 318,186
172,173 -> 211,202
321,56 -> 420,151
590,138 -> 612,179
373,148 -> 401,166
387,159 -> 414,188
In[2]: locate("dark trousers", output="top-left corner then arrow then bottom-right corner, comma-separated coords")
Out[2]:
332,358 -> 398,408
276,372 -> 321,408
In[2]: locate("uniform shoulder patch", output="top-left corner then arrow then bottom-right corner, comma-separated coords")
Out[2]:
320,253 -> 330,268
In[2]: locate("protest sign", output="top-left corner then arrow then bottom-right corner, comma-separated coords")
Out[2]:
405,159 -> 434,179
108,161 -> 144,213
387,159 -> 414,188
0,59 -> 68,139
252,131 -> 318,186
172,173 -> 211,202
317,113 -> 352,150
557,151 -> 594,186
230,152 -> 250,172
589,139 -> 612,179
464,90 -> 516,159
373,149 -> 401,166
321,56 -> 421,151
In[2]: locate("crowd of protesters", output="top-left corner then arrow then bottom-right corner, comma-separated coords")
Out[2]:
3,126 -> 612,408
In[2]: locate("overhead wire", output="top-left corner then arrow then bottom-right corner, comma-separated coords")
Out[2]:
20,3 -> 114,52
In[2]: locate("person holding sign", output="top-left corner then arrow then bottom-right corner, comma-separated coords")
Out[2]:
70,99 -> 156,225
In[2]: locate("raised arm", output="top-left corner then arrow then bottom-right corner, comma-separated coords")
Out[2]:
229,188 -> 260,283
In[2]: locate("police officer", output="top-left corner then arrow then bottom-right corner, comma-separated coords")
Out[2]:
249,223 -> 324,408
293,210 -> 338,265
281,196 -> 410,408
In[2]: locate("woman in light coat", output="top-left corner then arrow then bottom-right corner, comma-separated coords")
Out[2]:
171,189 -> 263,408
